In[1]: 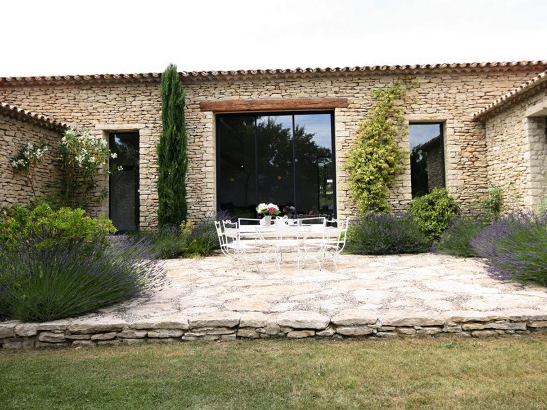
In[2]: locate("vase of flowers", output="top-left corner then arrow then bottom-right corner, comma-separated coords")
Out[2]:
256,203 -> 280,226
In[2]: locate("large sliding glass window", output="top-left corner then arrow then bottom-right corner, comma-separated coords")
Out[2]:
409,123 -> 445,198
217,112 -> 335,218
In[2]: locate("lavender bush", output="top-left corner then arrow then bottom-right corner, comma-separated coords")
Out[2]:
434,215 -> 489,257
471,211 -> 547,285
346,212 -> 432,255
0,233 -> 164,322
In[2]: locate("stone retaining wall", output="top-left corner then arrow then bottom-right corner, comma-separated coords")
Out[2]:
2,310 -> 547,349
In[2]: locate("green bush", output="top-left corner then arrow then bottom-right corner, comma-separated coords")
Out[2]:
408,188 -> 460,239
434,215 -> 488,257
346,212 -> 432,255
0,234 -> 164,322
129,217 -> 220,259
0,204 -> 116,254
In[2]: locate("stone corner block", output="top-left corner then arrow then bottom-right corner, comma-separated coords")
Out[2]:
239,312 -> 272,328
67,319 -> 127,334
0,323 -> 17,339
277,311 -> 330,330
331,309 -> 378,326
189,312 -> 241,329
381,315 -> 445,327
37,320 -> 71,332
129,315 -> 189,330
15,323 -> 39,337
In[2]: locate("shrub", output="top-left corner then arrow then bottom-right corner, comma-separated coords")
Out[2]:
131,226 -> 186,259
0,204 -> 116,255
471,211 -> 547,285
346,212 -> 432,255
0,234 -> 164,322
129,213 -> 223,259
408,188 -> 460,239
345,80 -> 413,212
434,215 -> 489,257
181,218 -> 219,257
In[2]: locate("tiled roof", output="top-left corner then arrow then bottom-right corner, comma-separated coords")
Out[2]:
0,101 -> 69,131
473,69 -> 547,121
180,60 -> 547,80
0,72 -> 161,86
1,61 -> 546,85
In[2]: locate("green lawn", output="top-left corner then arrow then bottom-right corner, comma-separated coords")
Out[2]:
2,336 -> 547,409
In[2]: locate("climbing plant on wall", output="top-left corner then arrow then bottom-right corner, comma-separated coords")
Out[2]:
157,64 -> 188,226
345,79 -> 414,212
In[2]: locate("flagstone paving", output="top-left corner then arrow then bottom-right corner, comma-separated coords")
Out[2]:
105,252 -> 547,322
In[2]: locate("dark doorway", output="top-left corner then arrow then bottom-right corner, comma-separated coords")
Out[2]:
109,132 -> 139,232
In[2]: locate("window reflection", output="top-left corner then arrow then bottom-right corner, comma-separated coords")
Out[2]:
217,113 -> 335,218
409,123 -> 445,198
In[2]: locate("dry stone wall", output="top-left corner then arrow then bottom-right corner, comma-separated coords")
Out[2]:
1,67 -> 545,225
184,68 -> 545,220
2,311 -> 547,349
0,81 -> 162,228
0,114 -> 64,208
484,88 -> 547,211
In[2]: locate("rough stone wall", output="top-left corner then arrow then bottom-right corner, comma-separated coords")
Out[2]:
184,69 -> 545,220
484,88 -> 547,212
1,67 -> 545,225
0,114 -> 64,208
0,81 -> 162,228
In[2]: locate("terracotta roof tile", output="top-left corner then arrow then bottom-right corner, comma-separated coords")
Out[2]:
0,102 -> 69,131
1,61 -> 546,85
473,69 -> 547,121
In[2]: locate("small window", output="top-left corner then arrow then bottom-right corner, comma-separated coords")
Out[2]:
409,123 -> 445,198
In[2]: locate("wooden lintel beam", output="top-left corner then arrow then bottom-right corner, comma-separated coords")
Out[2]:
200,98 -> 349,113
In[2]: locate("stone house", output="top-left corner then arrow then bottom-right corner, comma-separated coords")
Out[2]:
1,61 -> 546,230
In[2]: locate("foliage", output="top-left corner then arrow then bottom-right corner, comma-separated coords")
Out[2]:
480,183 -> 511,220
471,211 -> 547,285
58,127 -> 117,208
9,141 -> 49,198
345,79 -> 414,212
129,213 -> 224,259
346,212 -> 432,255
0,203 -> 115,254
434,215 -> 489,257
408,188 -> 460,239
10,141 -> 49,174
157,63 -> 188,227
0,234 -> 164,322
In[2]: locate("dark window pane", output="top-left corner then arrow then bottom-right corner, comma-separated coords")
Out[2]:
217,112 -> 336,219
109,132 -> 139,231
256,115 -> 294,211
217,116 -> 257,218
294,114 -> 334,217
409,123 -> 445,198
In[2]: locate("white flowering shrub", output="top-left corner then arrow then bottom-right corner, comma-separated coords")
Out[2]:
58,127 -> 118,208
10,142 -> 49,174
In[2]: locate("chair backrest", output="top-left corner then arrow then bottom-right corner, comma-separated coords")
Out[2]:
324,217 -> 350,252
237,218 -> 261,233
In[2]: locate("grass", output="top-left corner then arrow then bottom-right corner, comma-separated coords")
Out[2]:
2,337 -> 547,409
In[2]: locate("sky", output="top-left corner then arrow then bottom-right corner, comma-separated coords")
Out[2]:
2,0 -> 546,77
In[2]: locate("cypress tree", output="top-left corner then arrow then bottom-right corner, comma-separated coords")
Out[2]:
157,64 -> 187,226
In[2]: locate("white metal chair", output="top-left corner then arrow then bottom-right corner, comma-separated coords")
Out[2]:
303,217 -> 349,270
214,220 -> 260,270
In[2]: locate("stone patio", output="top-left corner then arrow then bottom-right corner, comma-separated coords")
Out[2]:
2,253 -> 547,348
